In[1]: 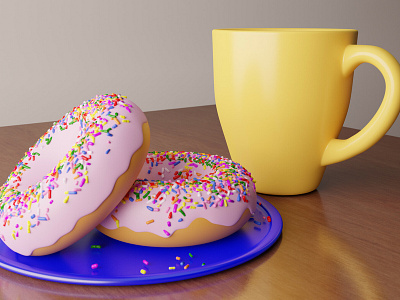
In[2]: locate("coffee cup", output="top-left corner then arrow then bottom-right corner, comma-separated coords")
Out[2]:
212,28 -> 400,195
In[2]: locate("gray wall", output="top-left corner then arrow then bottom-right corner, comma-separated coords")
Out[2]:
1,0 -> 399,137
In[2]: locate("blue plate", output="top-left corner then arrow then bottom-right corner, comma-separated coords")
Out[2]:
0,196 -> 282,285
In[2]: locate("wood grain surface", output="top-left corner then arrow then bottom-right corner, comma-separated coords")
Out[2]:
0,105 -> 399,299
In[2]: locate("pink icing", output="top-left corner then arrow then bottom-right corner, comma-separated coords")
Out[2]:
0,94 -> 147,256
100,151 -> 257,239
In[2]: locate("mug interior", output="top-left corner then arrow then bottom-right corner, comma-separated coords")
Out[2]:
214,28 -> 357,33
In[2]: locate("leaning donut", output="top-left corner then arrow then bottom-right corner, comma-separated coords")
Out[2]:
97,151 -> 257,247
0,94 -> 150,256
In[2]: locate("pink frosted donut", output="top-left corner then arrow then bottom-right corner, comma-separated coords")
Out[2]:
0,94 -> 150,256
97,151 -> 257,247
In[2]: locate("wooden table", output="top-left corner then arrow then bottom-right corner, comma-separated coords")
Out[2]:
0,105 -> 399,299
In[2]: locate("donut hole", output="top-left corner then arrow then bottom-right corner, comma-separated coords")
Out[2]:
17,122 -> 81,191
137,160 -> 215,182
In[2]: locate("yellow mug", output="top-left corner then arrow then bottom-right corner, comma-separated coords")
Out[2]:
212,28 -> 400,195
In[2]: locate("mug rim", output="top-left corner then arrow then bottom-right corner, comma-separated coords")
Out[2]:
213,28 -> 358,33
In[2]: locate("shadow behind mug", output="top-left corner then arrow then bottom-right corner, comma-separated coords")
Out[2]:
212,28 -> 400,195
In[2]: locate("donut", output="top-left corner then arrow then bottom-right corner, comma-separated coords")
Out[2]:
97,151 -> 257,247
0,94 -> 150,256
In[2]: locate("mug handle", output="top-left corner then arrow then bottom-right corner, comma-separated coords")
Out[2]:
321,45 -> 400,166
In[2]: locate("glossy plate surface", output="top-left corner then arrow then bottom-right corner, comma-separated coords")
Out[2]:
0,196 -> 282,285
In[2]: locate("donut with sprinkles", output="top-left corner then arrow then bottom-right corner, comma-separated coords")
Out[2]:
98,151 -> 257,247
0,94 -> 150,256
